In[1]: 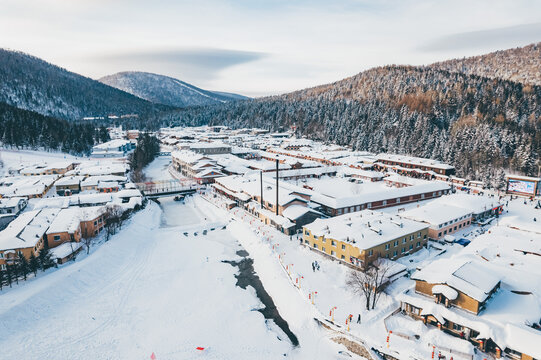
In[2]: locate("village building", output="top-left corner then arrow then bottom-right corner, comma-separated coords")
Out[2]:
55,175 -> 85,195
309,181 -> 451,217
401,203 -> 473,240
171,150 -> 225,184
50,242 -> 83,264
19,161 -> 76,176
0,175 -> 58,198
189,142 -> 231,155
374,153 -> 455,177
303,210 -> 429,268
78,206 -> 105,238
45,207 -> 82,249
91,139 -> 135,158
97,181 -> 120,193
0,197 -> 27,215
80,175 -> 127,191
0,208 -> 60,269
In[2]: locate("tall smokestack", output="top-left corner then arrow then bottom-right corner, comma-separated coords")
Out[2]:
276,155 -> 279,215
260,170 -> 263,208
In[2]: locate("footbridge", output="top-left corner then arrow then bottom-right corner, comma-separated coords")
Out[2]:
135,179 -> 200,198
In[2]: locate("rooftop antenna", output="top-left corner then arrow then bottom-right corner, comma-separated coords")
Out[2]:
276,155 -> 279,215
260,170 -> 263,208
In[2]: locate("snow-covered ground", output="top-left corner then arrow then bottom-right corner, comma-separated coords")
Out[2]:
0,200 -> 313,359
143,155 -> 174,181
3,154 -> 540,359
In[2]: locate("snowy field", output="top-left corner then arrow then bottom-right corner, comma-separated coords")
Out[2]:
0,200 -> 310,359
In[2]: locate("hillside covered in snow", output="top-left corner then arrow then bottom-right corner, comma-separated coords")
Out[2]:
99,71 -> 248,108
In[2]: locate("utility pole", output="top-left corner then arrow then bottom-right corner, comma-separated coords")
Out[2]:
276,155 -> 279,216
260,170 -> 264,208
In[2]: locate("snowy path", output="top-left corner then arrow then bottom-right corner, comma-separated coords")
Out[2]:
0,202 -> 297,359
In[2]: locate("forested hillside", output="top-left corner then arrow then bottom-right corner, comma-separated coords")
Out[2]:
169,65 -> 541,187
0,101 -> 107,154
431,42 -> 541,86
99,71 -> 248,107
0,49 -> 167,120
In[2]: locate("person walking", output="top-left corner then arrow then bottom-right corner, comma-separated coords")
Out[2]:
357,314 -> 361,324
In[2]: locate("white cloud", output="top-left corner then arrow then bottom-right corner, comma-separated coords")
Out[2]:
0,0 -> 540,97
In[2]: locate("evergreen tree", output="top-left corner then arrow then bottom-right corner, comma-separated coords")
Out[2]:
17,253 -> 29,281
38,248 -> 55,271
29,253 -> 39,276
5,266 -> 12,288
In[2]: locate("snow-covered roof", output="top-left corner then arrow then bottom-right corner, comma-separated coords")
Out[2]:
46,207 -> 81,234
376,153 -> 455,170
310,181 -> 450,209
282,205 -> 316,221
50,242 -> 82,259
304,210 -> 428,250
432,284 -> 458,300
55,175 -> 85,186
412,259 -> 501,302
401,203 -> 472,227
0,208 -> 60,251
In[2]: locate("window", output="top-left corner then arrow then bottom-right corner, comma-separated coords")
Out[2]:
454,226 -> 457,231
385,244 -> 390,250
341,255 -> 345,260
54,235 -> 61,241
94,230 -> 98,235
313,243 -> 318,249
402,238 -> 406,244
368,250 -> 373,256
322,238 -> 326,243
452,323 -> 463,331
322,247 -> 326,252
305,239 -> 309,244
94,220 -> 98,226
0,253 -> 3,259
341,244 -> 346,250
410,235 -> 414,241
443,230 -> 447,235
416,241 -> 421,248
337,209 -> 343,215
401,248 -> 406,254
393,251 -> 398,257
331,240 -> 336,246
417,232 -> 421,238
331,251 -> 336,256
394,241 -> 398,247
0,264 -> 5,271
409,244 -> 413,250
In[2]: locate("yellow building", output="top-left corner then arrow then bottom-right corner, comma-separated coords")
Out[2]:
302,210 -> 428,268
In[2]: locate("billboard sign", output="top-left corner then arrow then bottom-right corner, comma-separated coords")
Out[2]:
507,179 -> 536,195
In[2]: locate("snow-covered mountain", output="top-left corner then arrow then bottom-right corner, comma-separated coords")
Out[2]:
99,71 -> 248,108
0,49 -> 165,121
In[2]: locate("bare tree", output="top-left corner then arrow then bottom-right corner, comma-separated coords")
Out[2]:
346,259 -> 391,310
103,205 -> 124,241
82,236 -> 92,254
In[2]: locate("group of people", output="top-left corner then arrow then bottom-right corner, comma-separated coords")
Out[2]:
311,260 -> 320,272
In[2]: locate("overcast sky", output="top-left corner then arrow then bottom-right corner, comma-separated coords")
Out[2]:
1,0 -> 540,97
